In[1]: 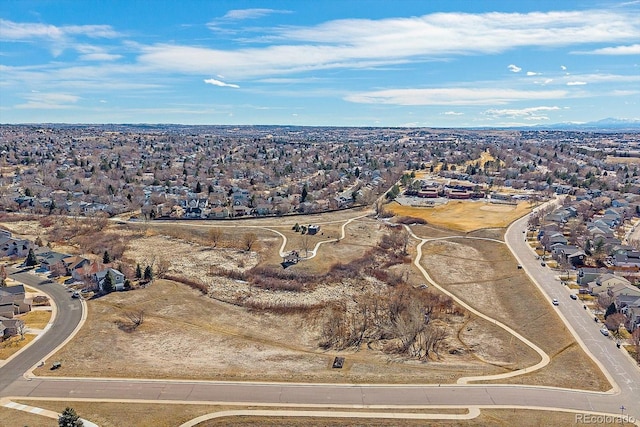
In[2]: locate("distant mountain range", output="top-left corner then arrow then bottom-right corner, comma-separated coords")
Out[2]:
527,118 -> 640,131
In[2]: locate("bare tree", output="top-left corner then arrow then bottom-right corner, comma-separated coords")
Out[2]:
124,309 -> 145,328
300,234 -> 311,257
632,328 -> 640,363
16,320 -> 27,340
604,313 -> 626,334
154,257 -> 171,279
242,232 -> 258,251
208,227 -> 223,247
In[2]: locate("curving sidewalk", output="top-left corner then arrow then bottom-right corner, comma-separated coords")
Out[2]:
403,225 -> 552,383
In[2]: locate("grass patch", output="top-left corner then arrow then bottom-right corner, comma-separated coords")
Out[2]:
19,310 -> 52,329
386,201 -> 531,232
0,333 -> 36,359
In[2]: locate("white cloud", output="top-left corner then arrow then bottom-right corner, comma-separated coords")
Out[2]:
567,81 -> 587,85
0,19 -> 119,40
79,53 -> 122,61
344,88 -> 567,106
484,106 -> 560,120
15,92 -> 80,109
204,78 -> 240,88
141,9 -> 640,79
221,8 -> 290,20
508,64 -> 522,73
443,111 -> 464,115
561,65 -> 567,70
575,43 -> 640,55
526,71 -> 539,76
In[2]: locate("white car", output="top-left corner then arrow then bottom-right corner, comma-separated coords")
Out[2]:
552,299 -> 559,306
600,328 -> 609,336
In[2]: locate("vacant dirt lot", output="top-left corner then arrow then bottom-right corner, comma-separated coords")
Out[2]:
387,200 -> 531,232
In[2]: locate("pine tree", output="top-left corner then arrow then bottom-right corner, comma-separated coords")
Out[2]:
25,248 -> 38,267
604,302 -> 617,319
135,263 -> 142,279
144,265 -> 153,282
102,271 -> 114,293
58,407 -> 84,427
103,250 -> 111,264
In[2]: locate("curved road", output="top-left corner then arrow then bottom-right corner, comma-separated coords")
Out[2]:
1,213 -> 639,423
0,268 -> 82,390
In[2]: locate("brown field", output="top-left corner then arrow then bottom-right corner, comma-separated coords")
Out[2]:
420,237 -> 610,391
386,201 -> 531,232
4,201 -> 609,391
33,278 -> 499,383
605,156 -> 640,164
0,334 -> 36,359
5,402 -> 634,427
19,309 -> 52,329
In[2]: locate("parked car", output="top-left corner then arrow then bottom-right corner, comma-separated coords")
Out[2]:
570,294 -> 578,300
541,262 -> 546,267
600,328 -> 609,336
552,298 -> 559,306
71,291 -> 80,299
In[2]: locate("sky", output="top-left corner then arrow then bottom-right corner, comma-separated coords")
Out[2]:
1,0 -> 639,127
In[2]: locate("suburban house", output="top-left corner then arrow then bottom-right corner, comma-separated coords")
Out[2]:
577,267 -> 609,286
551,244 -> 586,266
0,284 -> 32,318
588,274 -> 632,295
0,317 -> 24,341
94,268 -> 125,292
62,255 -> 91,275
0,233 -> 33,258
35,249 -> 71,271
617,295 -> 640,332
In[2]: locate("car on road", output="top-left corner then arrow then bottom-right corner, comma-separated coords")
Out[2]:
552,298 -> 559,306
541,262 -> 546,266
570,294 -> 578,300
600,328 -> 609,336
71,291 -> 80,299
517,264 -> 523,269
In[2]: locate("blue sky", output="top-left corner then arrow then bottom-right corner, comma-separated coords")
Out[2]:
1,0 -> 639,127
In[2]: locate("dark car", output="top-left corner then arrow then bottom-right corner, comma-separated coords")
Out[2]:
570,294 -> 578,300
540,262 -> 546,267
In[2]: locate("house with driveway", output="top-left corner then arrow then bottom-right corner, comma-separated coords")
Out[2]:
94,268 -> 125,292
0,284 -> 32,318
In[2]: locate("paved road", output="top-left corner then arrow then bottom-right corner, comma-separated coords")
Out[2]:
0,268 -> 82,391
505,215 -> 640,415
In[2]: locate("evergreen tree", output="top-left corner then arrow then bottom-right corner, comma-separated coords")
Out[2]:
102,271 -> 115,293
604,302 -> 617,319
195,181 -> 202,193
301,185 -> 308,203
58,407 -> 83,427
135,263 -> 142,279
25,248 -> 38,266
103,250 -> 111,264
144,265 -> 153,281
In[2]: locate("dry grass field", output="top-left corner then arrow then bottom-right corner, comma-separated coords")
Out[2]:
5,401 -> 635,427
2,199 -> 609,392
386,200 -> 531,232
0,334 -> 36,359
419,237 -> 610,391
19,309 -> 52,329
605,156 -> 640,164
